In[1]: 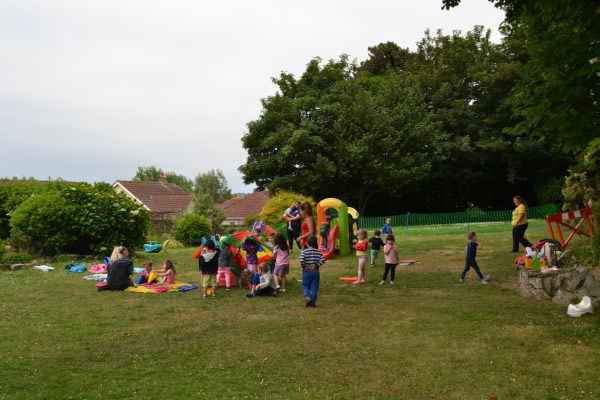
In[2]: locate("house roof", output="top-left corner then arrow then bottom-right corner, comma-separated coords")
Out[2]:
113,181 -> 195,213
219,191 -> 270,219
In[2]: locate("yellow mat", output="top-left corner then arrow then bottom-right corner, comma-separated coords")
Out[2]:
125,281 -> 191,294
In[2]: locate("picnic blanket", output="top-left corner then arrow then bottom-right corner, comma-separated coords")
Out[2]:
84,274 -> 107,281
125,282 -> 198,294
34,265 -> 54,272
89,264 -> 107,273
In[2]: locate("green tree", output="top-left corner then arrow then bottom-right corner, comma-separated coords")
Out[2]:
193,193 -> 227,225
132,166 -> 194,193
193,169 -> 232,204
358,42 -> 413,75
442,0 -> 600,154
240,56 -> 437,216
406,27 -> 570,210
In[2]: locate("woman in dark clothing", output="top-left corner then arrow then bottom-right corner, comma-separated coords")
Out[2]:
98,246 -> 134,291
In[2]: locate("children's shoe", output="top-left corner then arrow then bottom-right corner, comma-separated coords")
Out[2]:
460,278 -> 467,283
370,264 -> 375,268
226,286 -> 233,290
211,294 -> 217,298
482,280 -> 490,285
360,279 -> 366,283
275,285 -> 281,290
305,297 -> 312,306
482,275 -> 489,282
379,280 -> 385,285
389,281 -> 394,285
352,280 -> 362,285
202,294 -> 207,298
246,293 -> 255,298
279,288 -> 286,293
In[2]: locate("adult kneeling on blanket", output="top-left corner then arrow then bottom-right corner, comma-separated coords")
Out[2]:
98,246 -> 133,292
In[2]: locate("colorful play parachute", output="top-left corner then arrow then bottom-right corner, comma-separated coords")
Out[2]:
192,231 -> 274,277
220,231 -> 274,276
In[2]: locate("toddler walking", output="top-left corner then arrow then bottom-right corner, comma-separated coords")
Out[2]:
272,232 -> 290,292
461,231 -> 489,285
380,234 -> 399,285
300,235 -> 325,307
368,229 -> 384,267
217,241 -> 233,290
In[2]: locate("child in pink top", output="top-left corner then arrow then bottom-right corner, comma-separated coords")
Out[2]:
380,234 -> 399,285
155,260 -> 176,284
272,232 -> 290,292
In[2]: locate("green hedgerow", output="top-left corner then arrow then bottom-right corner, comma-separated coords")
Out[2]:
259,190 -> 315,226
172,213 -> 212,247
10,182 -> 149,256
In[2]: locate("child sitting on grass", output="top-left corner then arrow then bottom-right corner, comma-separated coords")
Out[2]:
246,263 -> 277,297
461,231 -> 489,285
135,259 -> 154,285
154,260 -> 176,284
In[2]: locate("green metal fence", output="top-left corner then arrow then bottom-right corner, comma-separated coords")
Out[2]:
358,204 -> 558,234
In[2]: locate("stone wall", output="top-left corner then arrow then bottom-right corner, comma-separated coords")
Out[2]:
519,265 -> 600,305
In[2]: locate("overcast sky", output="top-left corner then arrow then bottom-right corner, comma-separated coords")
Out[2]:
0,0 -> 505,193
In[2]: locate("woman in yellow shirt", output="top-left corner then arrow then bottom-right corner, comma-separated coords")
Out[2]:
511,195 -> 533,253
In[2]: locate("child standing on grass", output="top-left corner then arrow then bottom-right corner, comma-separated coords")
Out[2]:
353,229 -> 369,285
380,234 -> 399,285
300,235 -> 325,307
154,260 -> 177,284
272,232 -> 290,292
382,218 -> 393,235
319,215 -> 332,249
217,241 -> 233,290
461,231 -> 489,285
368,229 -> 384,267
199,240 -> 221,298
241,237 -> 259,273
246,263 -> 277,297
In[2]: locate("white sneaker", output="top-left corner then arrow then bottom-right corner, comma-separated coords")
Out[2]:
279,288 -> 286,293
390,281 -> 395,285
379,280 -> 385,285
275,285 -> 281,290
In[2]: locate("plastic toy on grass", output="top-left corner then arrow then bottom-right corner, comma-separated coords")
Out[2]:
143,241 -> 163,253
567,296 -> 594,317
162,239 -> 180,254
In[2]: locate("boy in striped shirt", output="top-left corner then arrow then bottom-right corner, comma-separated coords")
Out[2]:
299,235 -> 326,307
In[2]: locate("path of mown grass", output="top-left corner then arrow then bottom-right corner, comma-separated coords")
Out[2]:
1,232 -> 598,400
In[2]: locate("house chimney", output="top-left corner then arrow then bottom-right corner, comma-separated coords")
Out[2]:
159,171 -> 165,185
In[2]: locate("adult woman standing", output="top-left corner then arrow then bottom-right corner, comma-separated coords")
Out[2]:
98,246 -> 134,291
296,202 -> 316,250
511,196 -> 533,253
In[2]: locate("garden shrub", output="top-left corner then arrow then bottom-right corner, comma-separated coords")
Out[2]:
10,182 -> 149,255
172,214 -> 211,247
1,252 -> 33,264
259,190 -> 315,226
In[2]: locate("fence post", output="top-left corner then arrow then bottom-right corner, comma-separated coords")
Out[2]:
405,212 -> 410,235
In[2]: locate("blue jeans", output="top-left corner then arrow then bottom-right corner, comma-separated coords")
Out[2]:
302,269 -> 320,303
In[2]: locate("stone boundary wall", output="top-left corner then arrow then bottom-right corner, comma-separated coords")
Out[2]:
519,265 -> 600,305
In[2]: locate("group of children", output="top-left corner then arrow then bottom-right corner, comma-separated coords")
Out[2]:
195,226 -> 323,307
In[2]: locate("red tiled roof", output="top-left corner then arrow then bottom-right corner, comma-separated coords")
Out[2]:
219,191 -> 269,219
113,181 -> 195,213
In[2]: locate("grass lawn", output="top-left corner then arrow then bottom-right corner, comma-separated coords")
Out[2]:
1,230 -> 598,399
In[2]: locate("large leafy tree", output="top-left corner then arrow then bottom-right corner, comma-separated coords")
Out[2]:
406,27 -> 570,210
132,166 -> 194,193
193,169 -> 232,205
442,0 -> 600,154
240,56 -> 438,216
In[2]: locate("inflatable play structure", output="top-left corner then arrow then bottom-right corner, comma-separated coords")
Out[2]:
143,241 -> 162,253
317,198 -> 359,259
192,231 -> 274,287
251,221 -> 276,237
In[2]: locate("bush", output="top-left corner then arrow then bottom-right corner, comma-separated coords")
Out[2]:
10,182 -> 149,255
259,190 -> 315,226
1,252 -> 33,264
172,214 -> 212,247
